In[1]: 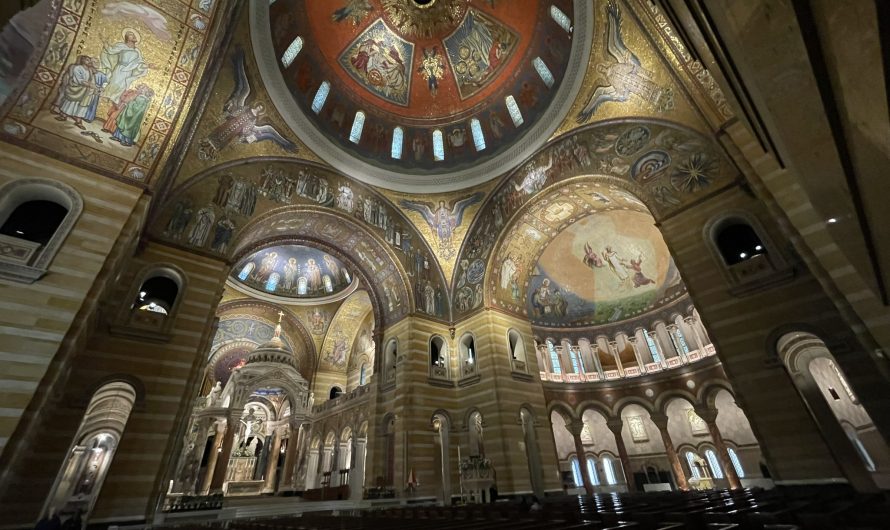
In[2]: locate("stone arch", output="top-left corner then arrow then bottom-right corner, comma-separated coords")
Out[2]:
575,400 -> 611,420
451,119 -> 737,321
613,395 -> 656,417
654,389 -> 699,415
548,401 -> 577,424
697,379 -> 736,410
153,159 -> 450,321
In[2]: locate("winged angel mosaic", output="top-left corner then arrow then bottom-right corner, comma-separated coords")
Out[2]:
198,47 -> 296,160
400,192 -> 483,260
576,1 -> 673,122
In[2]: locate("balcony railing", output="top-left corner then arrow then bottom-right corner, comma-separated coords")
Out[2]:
540,344 -> 717,383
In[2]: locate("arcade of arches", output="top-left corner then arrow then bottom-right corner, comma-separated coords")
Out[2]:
0,0 -> 889,527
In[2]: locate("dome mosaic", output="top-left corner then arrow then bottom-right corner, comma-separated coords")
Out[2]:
230,244 -> 355,301
256,0 -> 592,190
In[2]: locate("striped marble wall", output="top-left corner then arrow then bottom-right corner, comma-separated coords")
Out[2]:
0,143 -> 143,463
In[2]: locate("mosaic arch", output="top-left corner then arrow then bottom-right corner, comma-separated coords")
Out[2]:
208,301 -> 317,384
452,120 -> 737,321
318,290 -> 373,372
151,159 -> 450,323
252,0 -> 594,190
0,0 -> 220,183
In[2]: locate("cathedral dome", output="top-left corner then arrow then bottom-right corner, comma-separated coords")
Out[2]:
230,244 -> 357,302
253,0 -> 593,191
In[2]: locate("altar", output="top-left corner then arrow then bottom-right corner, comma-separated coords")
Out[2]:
459,455 -> 495,504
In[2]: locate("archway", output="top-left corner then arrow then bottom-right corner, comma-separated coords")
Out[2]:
519,407 -> 545,498
778,331 -> 888,490
43,381 -> 136,522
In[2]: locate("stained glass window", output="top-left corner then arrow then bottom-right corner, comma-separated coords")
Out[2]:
297,277 -> 308,295
671,328 -> 690,355
706,449 -> 724,479
505,95 -> 524,127
311,81 -> 330,114
685,451 -> 701,479
646,333 -> 662,363
281,36 -> 303,68
547,340 -> 561,374
603,456 -> 617,485
586,456 -> 599,486
238,262 -> 254,281
470,118 -> 486,151
533,57 -> 555,88
570,457 -> 582,487
265,272 -> 280,292
728,448 -> 745,478
359,363 -> 367,386
391,127 -> 404,159
550,5 -> 572,32
349,111 -> 365,144
569,348 -> 584,374
432,129 -> 444,161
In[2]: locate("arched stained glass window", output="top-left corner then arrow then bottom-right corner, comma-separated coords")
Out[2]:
311,81 -> 330,114
550,5 -> 572,32
359,363 -> 367,386
569,348 -> 584,374
728,447 -> 745,478
349,111 -> 365,144
671,327 -> 690,355
391,127 -> 404,159
603,456 -> 617,485
281,36 -> 304,67
470,118 -> 486,151
238,262 -> 254,281
532,57 -> 554,88
586,456 -> 599,486
705,449 -> 724,479
505,95 -> 523,127
570,456 -> 582,487
265,272 -> 280,292
685,451 -> 701,479
432,129 -> 445,161
646,333 -> 662,363
546,340 -> 561,374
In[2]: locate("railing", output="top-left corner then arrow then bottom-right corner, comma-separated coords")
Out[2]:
540,344 -> 717,383
312,384 -> 371,414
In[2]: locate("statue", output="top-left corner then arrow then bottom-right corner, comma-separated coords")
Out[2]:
239,407 -> 263,444
205,381 -> 222,408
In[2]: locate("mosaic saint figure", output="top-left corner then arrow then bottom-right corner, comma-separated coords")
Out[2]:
188,207 -> 214,247
256,251 -> 279,282
576,1 -> 671,122
283,258 -> 299,290
305,258 -> 322,292
417,46 -> 445,96
628,254 -> 656,288
603,246 -> 629,285
323,254 -> 341,282
100,29 -> 150,104
52,55 -> 100,129
348,34 -> 407,102
110,83 -> 153,146
198,48 -> 295,160
399,192 -> 483,259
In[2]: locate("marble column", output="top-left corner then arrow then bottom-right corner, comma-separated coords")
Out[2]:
350,438 -> 367,500
210,414 -> 237,492
654,322 -> 678,360
201,420 -> 225,494
606,418 -> 635,492
281,422 -> 300,491
694,407 -> 741,489
649,413 -> 688,491
263,429 -> 283,493
568,420 -> 593,495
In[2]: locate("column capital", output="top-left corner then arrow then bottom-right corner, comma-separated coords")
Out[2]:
567,419 -> 586,437
606,418 -> 624,434
648,413 -> 669,430
693,406 -> 718,424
